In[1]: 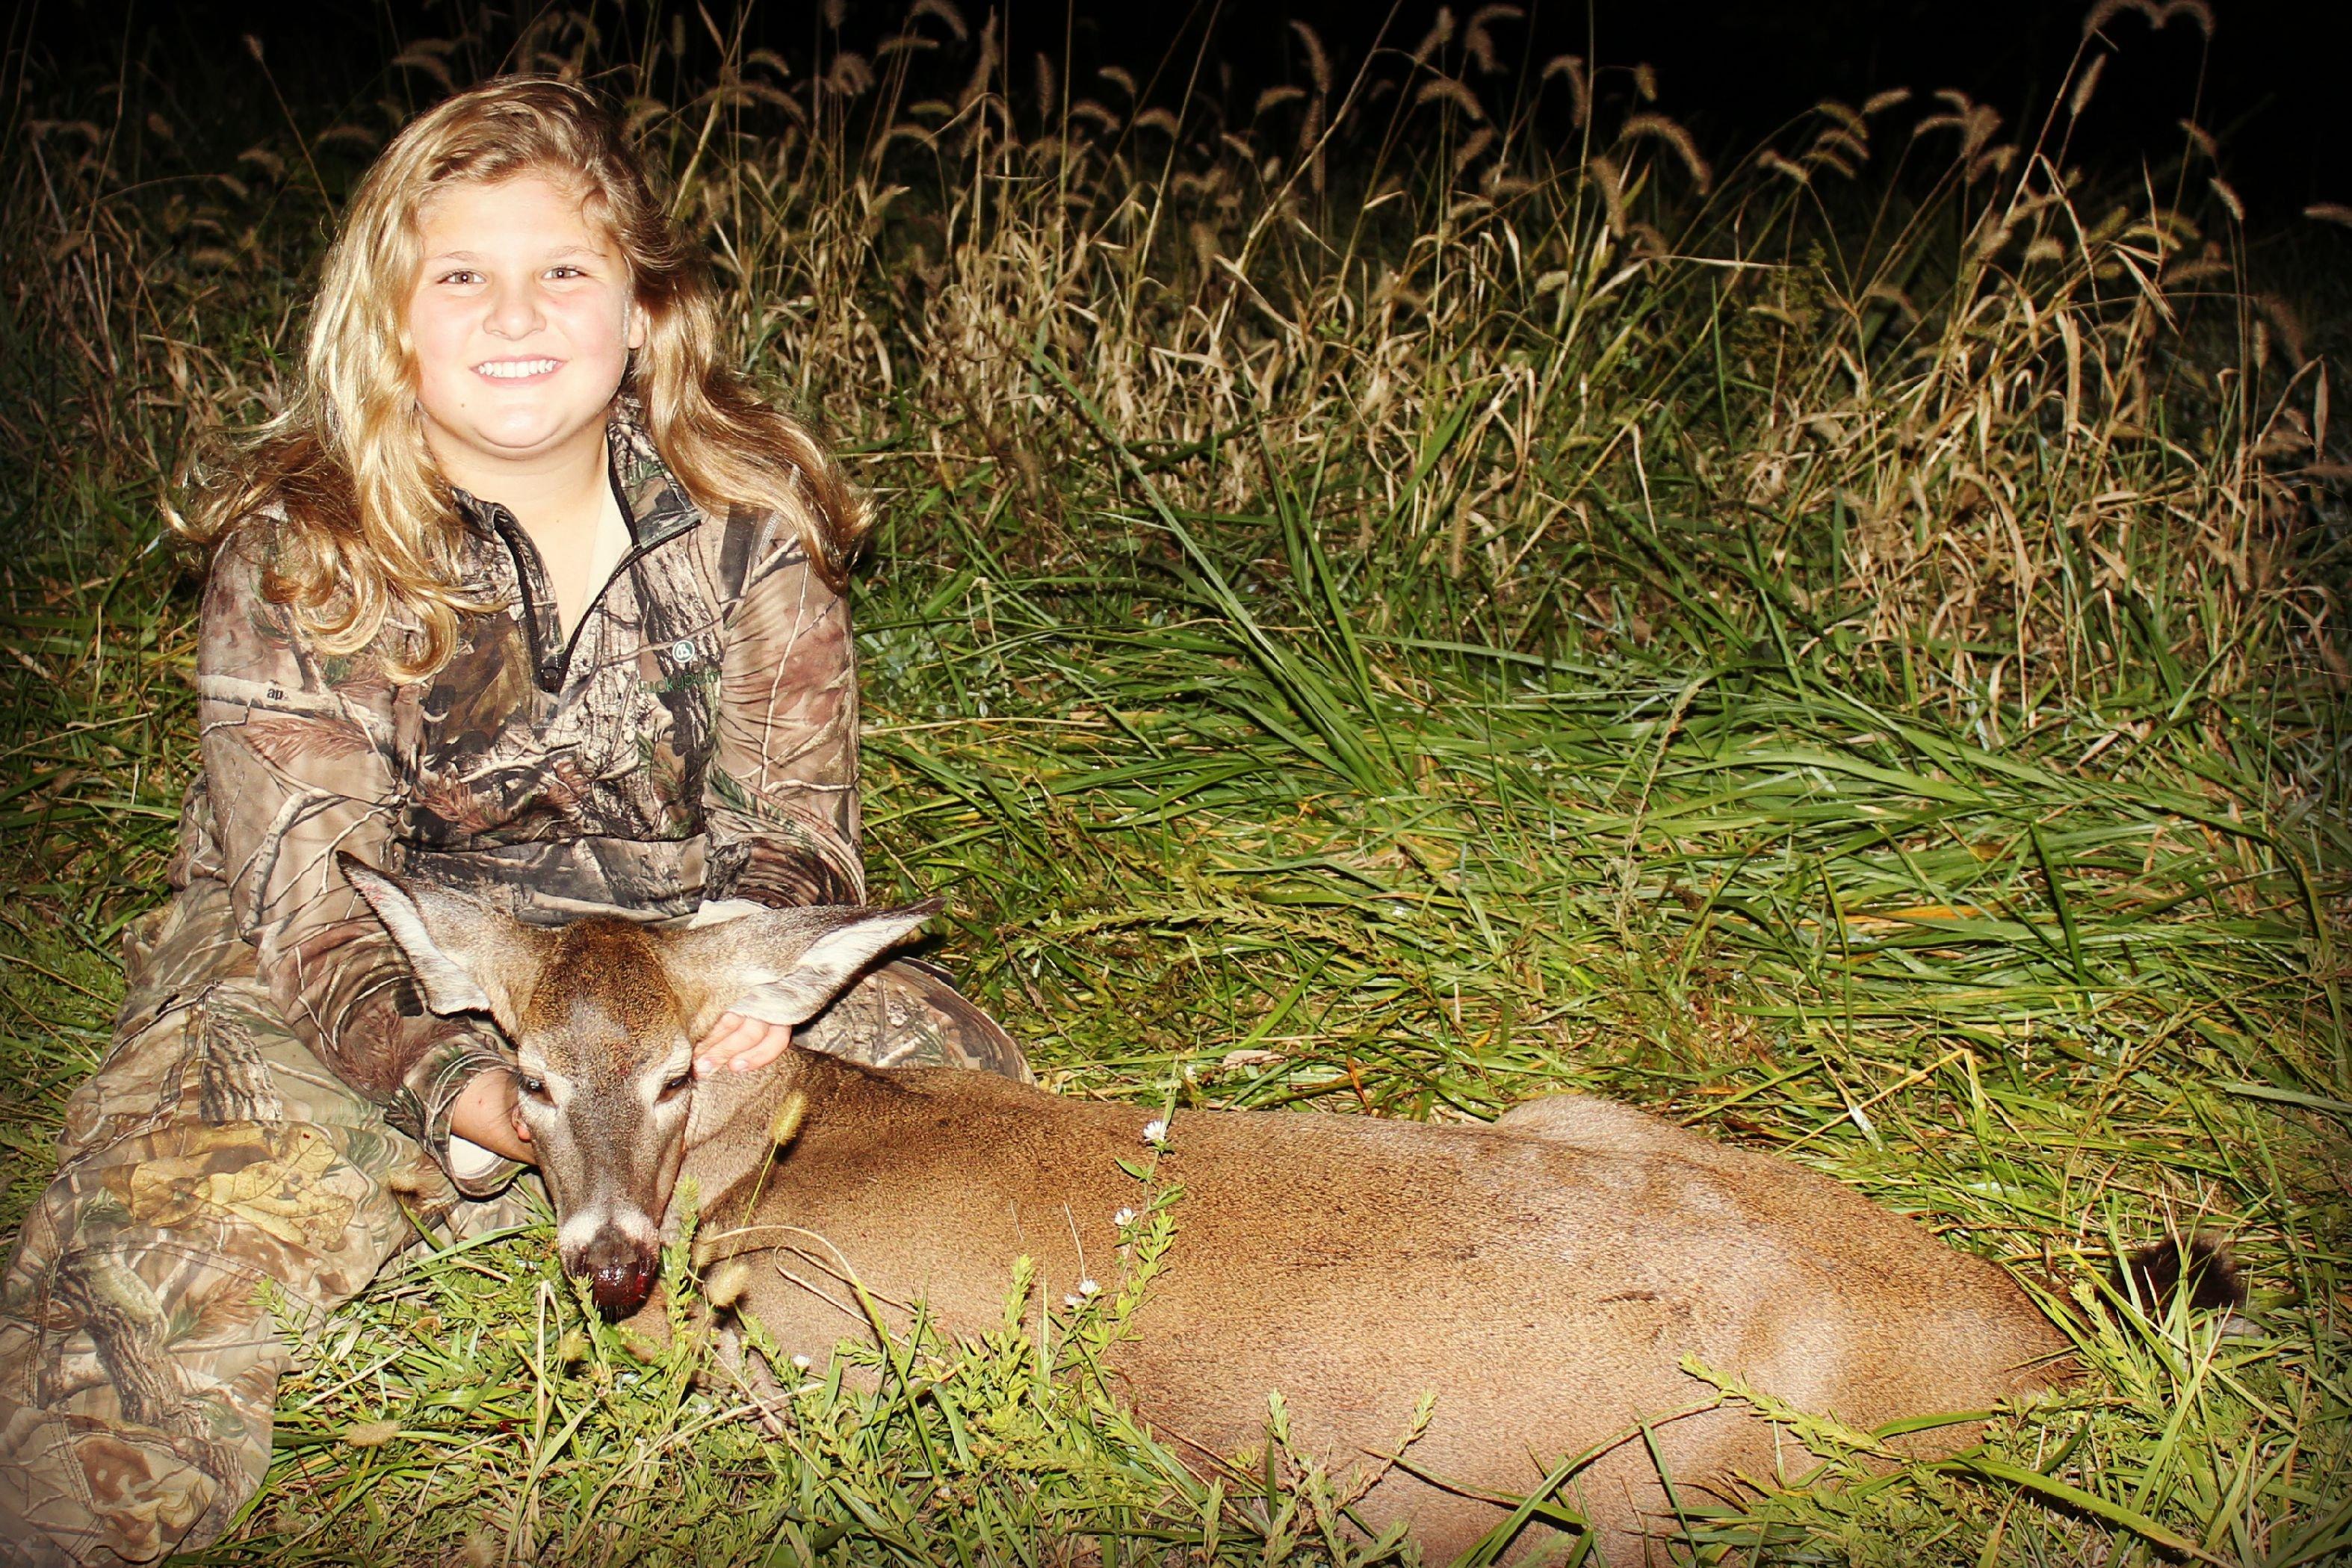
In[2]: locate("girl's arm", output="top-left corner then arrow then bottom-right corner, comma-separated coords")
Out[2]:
699,516 -> 866,910
690,515 -> 866,1077
196,531 -> 522,1192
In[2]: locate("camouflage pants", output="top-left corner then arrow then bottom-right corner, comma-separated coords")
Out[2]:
0,878 -> 1027,1567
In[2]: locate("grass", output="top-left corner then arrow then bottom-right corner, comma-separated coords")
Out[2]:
2,1 -> 2348,1562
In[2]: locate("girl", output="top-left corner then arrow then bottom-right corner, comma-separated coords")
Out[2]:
0,78 -> 1024,1567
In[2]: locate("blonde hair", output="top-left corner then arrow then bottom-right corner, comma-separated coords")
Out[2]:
182,77 -> 869,679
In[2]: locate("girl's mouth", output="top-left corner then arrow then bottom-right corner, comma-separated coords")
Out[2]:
474,358 -> 563,381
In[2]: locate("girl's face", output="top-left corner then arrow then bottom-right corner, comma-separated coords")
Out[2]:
407,173 -> 645,487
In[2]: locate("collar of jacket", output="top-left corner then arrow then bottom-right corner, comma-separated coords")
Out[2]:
445,403 -> 706,695
446,401 -> 702,554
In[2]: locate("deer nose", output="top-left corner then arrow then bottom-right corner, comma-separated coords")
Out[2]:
579,1233 -> 657,1321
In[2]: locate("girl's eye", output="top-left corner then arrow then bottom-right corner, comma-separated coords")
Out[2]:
547,264 -> 587,279
436,269 -> 481,286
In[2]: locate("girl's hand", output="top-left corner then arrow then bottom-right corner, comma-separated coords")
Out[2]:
448,1066 -> 536,1166
696,1013 -> 793,1078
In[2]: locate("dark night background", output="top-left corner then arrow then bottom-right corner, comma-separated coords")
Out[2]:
1,6 -> 2348,1556
7,0 -> 2345,225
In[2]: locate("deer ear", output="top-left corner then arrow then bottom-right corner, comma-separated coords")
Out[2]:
341,853 -> 535,1023
682,899 -> 942,1031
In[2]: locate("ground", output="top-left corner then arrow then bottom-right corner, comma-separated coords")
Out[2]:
1,6 -> 2346,1563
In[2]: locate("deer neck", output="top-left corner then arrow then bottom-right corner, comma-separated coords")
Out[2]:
680,1046 -> 916,1159
684,1050 -> 807,1154
676,1048 -> 930,1238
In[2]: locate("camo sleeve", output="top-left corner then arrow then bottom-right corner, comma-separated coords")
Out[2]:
196,532 -> 517,1194
700,517 -> 866,910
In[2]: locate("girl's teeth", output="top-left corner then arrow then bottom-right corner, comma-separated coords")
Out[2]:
478,359 -> 558,379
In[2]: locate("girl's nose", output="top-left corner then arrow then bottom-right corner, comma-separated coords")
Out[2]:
486,276 -> 544,338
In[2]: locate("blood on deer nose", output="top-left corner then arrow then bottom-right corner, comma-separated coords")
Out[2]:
580,1233 -> 657,1320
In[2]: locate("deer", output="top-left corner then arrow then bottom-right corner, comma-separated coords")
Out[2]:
347,857 -> 2076,1564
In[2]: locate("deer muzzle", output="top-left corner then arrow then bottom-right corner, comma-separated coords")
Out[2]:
575,1227 -> 660,1320
545,1122 -> 683,1321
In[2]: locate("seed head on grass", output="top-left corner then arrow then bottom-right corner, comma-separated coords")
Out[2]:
1,6 -> 2345,1564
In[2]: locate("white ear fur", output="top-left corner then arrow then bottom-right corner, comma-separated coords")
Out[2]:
685,898 -> 770,929
341,855 -> 501,1017
719,902 -> 942,1027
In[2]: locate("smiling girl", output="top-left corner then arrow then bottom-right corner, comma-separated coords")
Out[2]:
0,79 -> 1024,1566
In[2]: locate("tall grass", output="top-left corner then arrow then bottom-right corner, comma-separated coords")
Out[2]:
1,2 -> 2346,1563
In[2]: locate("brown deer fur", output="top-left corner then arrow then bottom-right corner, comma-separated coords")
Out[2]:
347,861 -> 2072,1563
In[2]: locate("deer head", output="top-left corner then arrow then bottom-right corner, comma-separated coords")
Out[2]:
341,855 -> 938,1319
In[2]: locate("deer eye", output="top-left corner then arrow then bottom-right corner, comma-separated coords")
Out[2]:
658,1070 -> 693,1100
516,1074 -> 548,1099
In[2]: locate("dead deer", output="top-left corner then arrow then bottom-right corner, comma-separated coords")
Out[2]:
347,859 -> 2073,1562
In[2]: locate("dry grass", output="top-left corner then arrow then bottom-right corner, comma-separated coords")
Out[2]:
1,3 -> 2346,1564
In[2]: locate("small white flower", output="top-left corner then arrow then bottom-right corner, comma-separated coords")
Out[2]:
1142,1118 -> 1168,1146
1062,1293 -> 1080,1309
1112,1207 -> 1136,1228
790,1354 -> 811,1371
1077,1277 -> 1100,1297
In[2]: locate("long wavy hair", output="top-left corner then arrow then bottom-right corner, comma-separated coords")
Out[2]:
182,77 -> 869,680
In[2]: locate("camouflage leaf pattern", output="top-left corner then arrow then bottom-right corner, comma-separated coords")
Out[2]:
0,411 -> 1029,1564
184,411 -> 864,1177
0,876 -> 1024,1566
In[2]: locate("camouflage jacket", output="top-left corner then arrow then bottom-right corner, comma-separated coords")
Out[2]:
177,412 -> 862,1192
